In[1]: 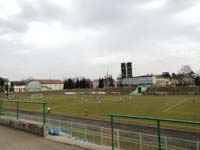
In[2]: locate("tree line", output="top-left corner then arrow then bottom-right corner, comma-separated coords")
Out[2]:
0,77 -> 14,92
98,77 -> 114,88
0,77 -> 6,92
64,77 -> 92,89
195,75 -> 200,86
64,76 -> 114,89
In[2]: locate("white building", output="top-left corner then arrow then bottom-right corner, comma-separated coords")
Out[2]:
26,79 -> 64,92
120,75 -> 156,87
12,81 -> 26,92
92,79 -> 99,88
155,76 -> 170,87
119,75 -> 170,87
92,78 -> 117,88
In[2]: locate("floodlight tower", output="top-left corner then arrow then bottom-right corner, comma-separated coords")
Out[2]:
127,62 -> 133,78
121,63 -> 127,78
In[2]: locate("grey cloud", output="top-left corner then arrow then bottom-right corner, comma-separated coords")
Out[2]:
75,0 -> 135,26
164,0 -> 198,12
68,0 -> 198,27
0,39 -> 25,55
0,0 -> 68,35
17,0 -> 67,22
0,18 -> 28,34
0,0 -> 199,80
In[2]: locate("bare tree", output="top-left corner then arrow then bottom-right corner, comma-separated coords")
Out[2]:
178,65 -> 194,75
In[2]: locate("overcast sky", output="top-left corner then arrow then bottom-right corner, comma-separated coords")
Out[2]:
0,0 -> 200,80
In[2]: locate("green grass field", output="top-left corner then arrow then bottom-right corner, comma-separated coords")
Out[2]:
2,94 -> 200,131
2,94 -> 199,150
3,95 -> 200,122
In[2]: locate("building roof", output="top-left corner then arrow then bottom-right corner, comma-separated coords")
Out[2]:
36,79 -> 64,84
12,81 -> 26,86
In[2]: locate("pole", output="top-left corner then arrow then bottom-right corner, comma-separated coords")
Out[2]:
139,133 -> 143,150
0,100 -> 2,115
17,101 -> 19,120
157,120 -> 161,150
8,82 -> 10,99
117,129 -> 120,148
84,124 -> 87,139
43,103 -> 46,125
111,115 -> 115,150
70,122 -> 73,136
164,137 -> 168,150
100,127 -> 103,145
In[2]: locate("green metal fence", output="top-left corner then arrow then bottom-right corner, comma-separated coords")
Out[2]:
2,111 -> 199,149
0,99 -> 47,125
108,114 -> 200,150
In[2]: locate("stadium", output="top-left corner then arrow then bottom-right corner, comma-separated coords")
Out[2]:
0,1 -> 200,149
0,86 -> 199,150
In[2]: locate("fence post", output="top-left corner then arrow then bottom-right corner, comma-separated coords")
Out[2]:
139,133 -> 143,150
84,124 -> 87,139
117,129 -> 120,148
164,137 -> 168,150
100,127 -> 103,145
38,116 -> 41,123
43,103 -> 46,125
16,101 -> 19,120
70,122 -> 73,136
197,141 -> 199,150
58,120 -> 61,128
157,120 -> 161,150
111,115 -> 115,150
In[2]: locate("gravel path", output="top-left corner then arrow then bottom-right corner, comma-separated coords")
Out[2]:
0,125 -> 86,150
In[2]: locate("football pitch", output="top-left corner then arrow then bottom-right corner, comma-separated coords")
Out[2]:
4,95 -> 200,122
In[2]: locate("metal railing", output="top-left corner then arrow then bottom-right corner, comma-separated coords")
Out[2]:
108,114 -> 200,150
0,100 -> 47,125
2,111 -> 200,150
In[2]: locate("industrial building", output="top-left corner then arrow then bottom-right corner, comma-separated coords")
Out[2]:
119,75 -> 170,87
118,62 -> 170,87
121,62 -> 133,78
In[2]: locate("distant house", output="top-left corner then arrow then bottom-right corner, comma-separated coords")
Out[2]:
92,79 -> 99,88
155,76 -> 170,87
12,81 -> 26,92
26,79 -> 64,92
169,78 -> 178,87
176,74 -> 195,86
113,81 -> 118,88
92,78 -> 116,88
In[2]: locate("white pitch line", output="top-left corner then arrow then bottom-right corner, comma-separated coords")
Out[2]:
163,99 -> 187,113
167,111 -> 200,115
